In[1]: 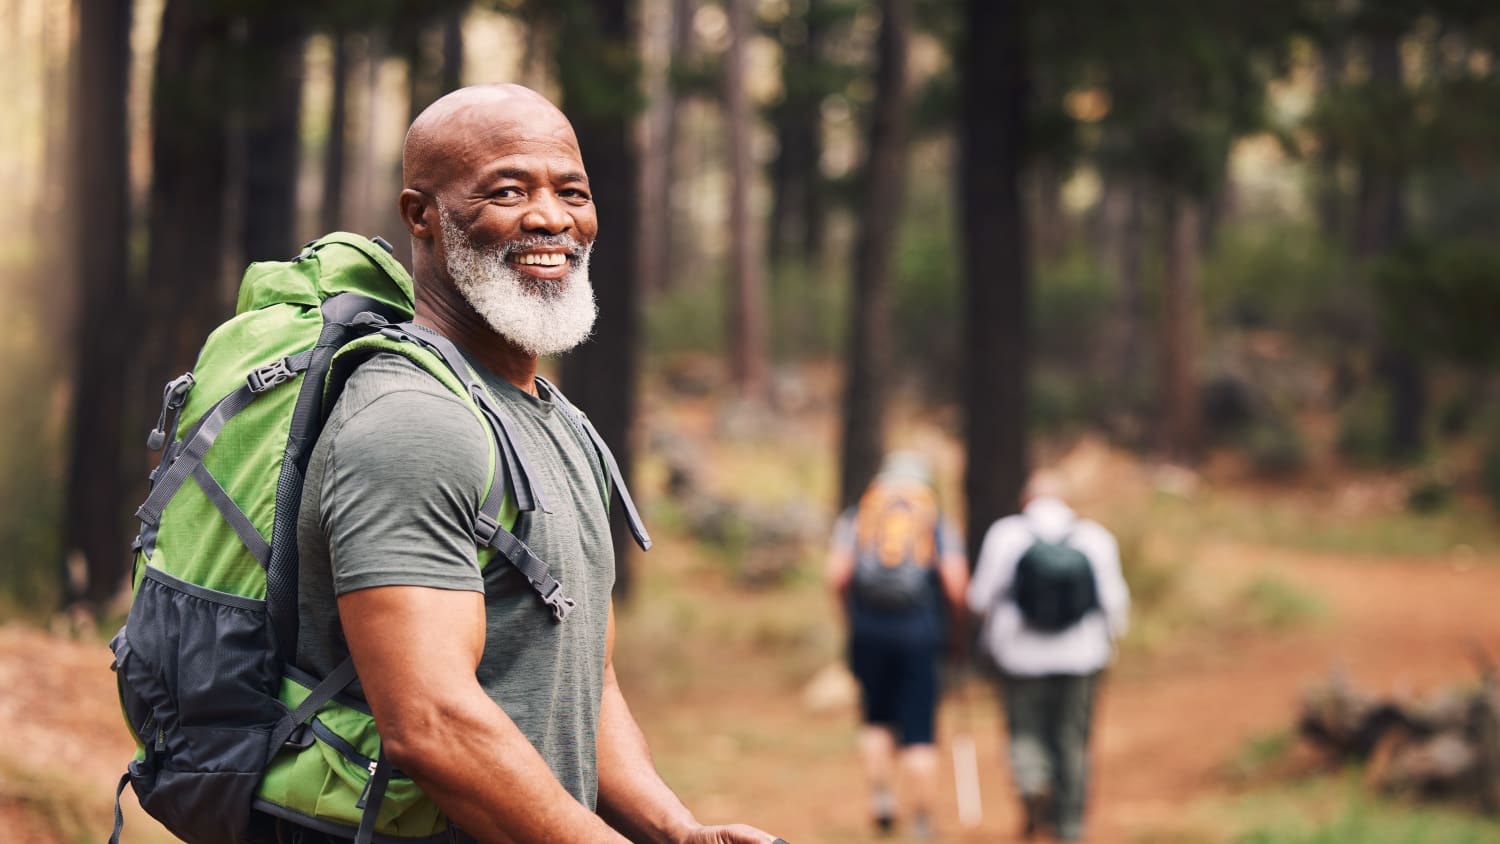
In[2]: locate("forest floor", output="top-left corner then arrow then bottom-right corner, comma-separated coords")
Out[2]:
5,384 -> 1500,843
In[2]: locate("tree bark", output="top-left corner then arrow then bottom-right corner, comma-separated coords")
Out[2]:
960,0 -> 1030,566
837,0 -> 910,509
321,30 -> 351,234
769,0 -> 828,268
1160,193 -> 1203,461
238,13 -> 307,261
440,7 -> 464,94
63,0 -> 134,608
556,0 -> 645,599
1357,28 -> 1423,458
724,0 -> 769,399
145,0 -> 233,386
637,0 -> 680,296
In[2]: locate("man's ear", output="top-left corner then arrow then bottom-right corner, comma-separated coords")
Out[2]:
400,189 -> 436,240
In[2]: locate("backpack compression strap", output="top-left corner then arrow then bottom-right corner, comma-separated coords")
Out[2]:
378,321 -> 580,622
535,374 -> 652,553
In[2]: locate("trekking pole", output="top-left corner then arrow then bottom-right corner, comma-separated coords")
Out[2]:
952,669 -> 984,828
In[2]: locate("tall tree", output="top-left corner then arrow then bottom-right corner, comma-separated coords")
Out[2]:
238,10 -> 308,261
1357,23 -> 1423,458
62,0 -> 133,608
546,0 -> 646,598
960,0 -> 1030,564
145,0 -> 233,388
320,30 -> 352,234
724,0 -> 770,399
1160,194 -> 1203,458
838,0 -> 911,509
768,0 -> 831,267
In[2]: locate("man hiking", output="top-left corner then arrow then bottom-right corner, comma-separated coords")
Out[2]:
289,83 -> 781,844
967,471 -> 1130,841
825,451 -> 969,839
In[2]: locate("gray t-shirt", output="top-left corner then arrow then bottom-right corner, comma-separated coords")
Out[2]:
295,352 -> 615,808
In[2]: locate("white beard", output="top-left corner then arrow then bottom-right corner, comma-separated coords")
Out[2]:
440,207 -> 598,357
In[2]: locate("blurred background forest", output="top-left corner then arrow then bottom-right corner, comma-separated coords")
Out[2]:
4,0 -> 1500,842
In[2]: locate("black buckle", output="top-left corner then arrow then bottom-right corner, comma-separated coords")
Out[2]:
247,357 -> 296,393
538,581 -> 575,622
283,723 -> 315,751
147,373 -> 196,450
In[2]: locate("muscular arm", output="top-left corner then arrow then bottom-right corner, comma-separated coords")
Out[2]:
594,603 -> 779,844
339,585 -> 627,844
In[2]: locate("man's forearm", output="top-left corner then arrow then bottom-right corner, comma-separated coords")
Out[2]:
385,682 -> 628,844
594,667 -> 699,844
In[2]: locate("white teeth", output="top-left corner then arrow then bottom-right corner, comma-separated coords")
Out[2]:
513,253 -> 566,267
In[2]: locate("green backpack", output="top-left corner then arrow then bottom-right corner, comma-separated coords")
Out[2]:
108,233 -> 650,844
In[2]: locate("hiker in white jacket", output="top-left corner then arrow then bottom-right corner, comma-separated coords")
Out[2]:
967,471 -> 1129,841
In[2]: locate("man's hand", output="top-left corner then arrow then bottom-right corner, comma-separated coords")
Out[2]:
678,825 -> 785,844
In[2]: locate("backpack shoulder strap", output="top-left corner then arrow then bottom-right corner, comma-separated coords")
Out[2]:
326,323 -> 578,622
535,374 -> 652,553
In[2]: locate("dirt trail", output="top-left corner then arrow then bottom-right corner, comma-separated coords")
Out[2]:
3,540 -> 1499,843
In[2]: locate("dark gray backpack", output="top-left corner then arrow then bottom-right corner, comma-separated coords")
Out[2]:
1012,525 -> 1098,632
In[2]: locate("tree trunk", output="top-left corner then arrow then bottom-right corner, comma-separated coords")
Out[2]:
1160,193 -> 1203,461
1316,39 -> 1345,243
556,0 -> 645,599
1099,176 -> 1145,393
440,7 -> 464,94
960,0 -> 1030,566
238,13 -> 307,262
724,0 -> 769,399
769,0 -> 827,268
321,31 -> 351,234
837,0 -> 910,509
146,0 -> 233,386
63,0 -> 134,609
1357,29 -> 1422,458
637,0 -> 680,296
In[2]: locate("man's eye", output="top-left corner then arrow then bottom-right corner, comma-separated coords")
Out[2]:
492,187 -> 522,199
560,189 -> 590,202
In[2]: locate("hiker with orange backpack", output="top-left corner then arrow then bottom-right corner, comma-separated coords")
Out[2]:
826,452 -> 970,839
967,471 -> 1130,842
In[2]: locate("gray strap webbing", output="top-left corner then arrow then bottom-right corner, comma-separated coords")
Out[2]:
108,770 -> 129,844
268,656 -> 359,754
136,350 -> 315,528
536,376 -> 653,552
354,748 -> 393,844
190,463 -> 271,567
380,322 -> 576,620
393,321 -> 549,515
135,383 -> 258,527
475,512 -> 573,621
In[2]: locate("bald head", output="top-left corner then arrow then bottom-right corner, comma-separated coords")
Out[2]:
403,84 -> 580,194
1022,470 -> 1069,507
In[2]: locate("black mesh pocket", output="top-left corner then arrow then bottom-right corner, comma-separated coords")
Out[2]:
112,566 -> 282,844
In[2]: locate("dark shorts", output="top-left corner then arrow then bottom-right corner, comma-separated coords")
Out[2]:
848,635 -> 939,746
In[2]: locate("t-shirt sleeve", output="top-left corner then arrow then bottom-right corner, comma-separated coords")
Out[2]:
318,388 -> 490,596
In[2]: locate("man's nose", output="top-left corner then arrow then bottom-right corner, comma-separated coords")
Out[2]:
520,192 -> 572,235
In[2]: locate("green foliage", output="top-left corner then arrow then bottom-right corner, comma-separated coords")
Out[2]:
1233,790 -> 1500,844
1481,438 -> 1500,512
1202,223 -> 1355,336
891,197 -> 961,384
643,280 -> 726,360
1243,420 -> 1308,478
1336,386 -> 1396,465
1238,573 -> 1327,631
1405,474 -> 1455,514
1229,728 -> 1294,782
1375,237 -> 1500,368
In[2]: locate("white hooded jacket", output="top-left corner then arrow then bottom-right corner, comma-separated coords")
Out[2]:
966,496 -> 1130,676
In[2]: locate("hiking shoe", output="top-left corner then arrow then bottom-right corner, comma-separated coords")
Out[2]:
1021,793 -> 1050,840
872,789 -> 896,836
910,810 -> 932,840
